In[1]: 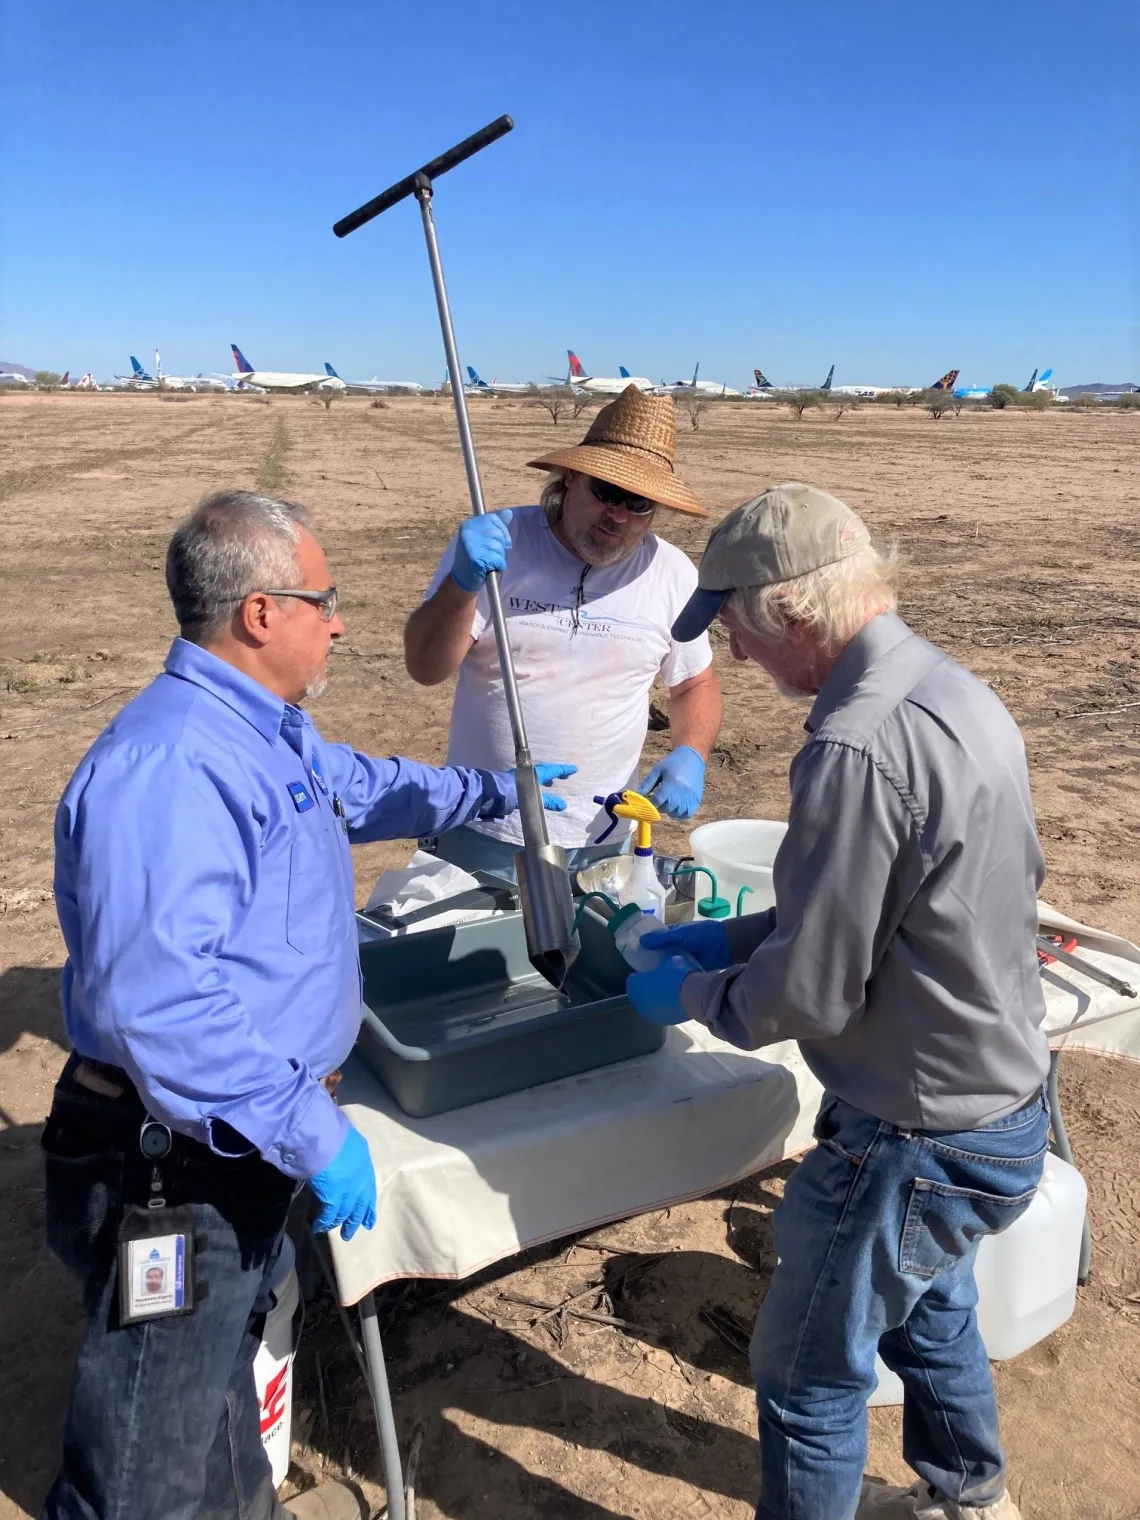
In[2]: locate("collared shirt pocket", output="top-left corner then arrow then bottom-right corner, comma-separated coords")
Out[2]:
286,824 -> 338,955
900,1177 -> 1038,1278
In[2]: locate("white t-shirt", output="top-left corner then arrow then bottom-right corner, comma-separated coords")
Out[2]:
426,506 -> 713,848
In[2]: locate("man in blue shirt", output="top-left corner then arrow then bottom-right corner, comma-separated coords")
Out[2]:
41,490 -> 572,1520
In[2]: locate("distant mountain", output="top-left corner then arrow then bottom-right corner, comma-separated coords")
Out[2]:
0,360 -> 36,379
1058,381 -> 1138,396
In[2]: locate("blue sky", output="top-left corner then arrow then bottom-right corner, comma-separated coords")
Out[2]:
2,1 -> 1135,387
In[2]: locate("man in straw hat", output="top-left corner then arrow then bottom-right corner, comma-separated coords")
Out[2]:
629,485 -> 1050,1520
405,385 -> 722,875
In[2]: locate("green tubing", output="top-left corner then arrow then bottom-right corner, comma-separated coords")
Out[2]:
571,891 -> 620,935
736,885 -> 754,917
672,865 -> 730,920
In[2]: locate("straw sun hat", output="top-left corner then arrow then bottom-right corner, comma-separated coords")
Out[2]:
527,384 -> 707,518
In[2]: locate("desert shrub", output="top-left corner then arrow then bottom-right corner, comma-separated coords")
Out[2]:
678,394 -> 710,430
989,384 -> 1019,410
533,389 -> 568,424
34,370 -> 62,389
786,390 -> 819,419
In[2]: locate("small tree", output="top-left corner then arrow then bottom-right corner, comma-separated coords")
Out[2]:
533,389 -> 568,424
786,390 -> 818,419
1113,391 -> 1140,410
677,393 -> 710,430
35,370 -> 62,389
926,389 -> 954,419
1015,388 -> 1052,411
989,384 -> 1019,410
571,394 -> 595,419
875,390 -> 909,408
319,391 -> 337,411
833,398 -> 857,420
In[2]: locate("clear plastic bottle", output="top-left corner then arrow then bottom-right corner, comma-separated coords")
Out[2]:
612,902 -> 667,971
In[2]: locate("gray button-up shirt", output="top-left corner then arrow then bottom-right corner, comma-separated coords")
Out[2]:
681,611 -> 1050,1130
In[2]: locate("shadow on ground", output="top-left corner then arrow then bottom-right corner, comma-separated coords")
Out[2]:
0,967 -> 79,1518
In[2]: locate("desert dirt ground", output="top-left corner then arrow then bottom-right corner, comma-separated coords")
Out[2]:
1,391 -> 1139,1520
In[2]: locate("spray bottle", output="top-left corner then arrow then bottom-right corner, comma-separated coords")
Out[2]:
593,790 -> 669,970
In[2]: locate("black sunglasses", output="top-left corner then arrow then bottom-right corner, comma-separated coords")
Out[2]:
587,477 -> 656,516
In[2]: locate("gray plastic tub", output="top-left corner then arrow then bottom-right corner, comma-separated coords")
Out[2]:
355,907 -> 664,1117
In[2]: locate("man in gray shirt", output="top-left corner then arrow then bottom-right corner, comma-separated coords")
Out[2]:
632,486 -> 1050,1520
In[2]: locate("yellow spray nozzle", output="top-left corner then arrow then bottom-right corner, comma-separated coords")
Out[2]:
609,788 -> 660,851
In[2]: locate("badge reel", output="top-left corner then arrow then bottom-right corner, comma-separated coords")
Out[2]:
117,1116 -> 197,1324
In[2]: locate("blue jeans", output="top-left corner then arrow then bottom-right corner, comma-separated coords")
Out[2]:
426,823 -> 622,885
40,1056 -> 296,1520
751,1091 -> 1049,1520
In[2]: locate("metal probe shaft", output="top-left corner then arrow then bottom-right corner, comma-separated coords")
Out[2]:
413,177 -> 531,765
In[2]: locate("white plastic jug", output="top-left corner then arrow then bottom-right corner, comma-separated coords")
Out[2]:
868,1155 -> 1087,1406
689,819 -> 787,916
253,1233 -> 301,1486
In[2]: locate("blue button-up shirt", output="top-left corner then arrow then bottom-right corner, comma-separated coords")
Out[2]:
54,639 -> 515,1178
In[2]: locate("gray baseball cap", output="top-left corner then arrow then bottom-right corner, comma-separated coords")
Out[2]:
672,482 -> 872,641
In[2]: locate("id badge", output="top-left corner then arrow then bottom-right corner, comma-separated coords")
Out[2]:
117,1205 -> 196,1324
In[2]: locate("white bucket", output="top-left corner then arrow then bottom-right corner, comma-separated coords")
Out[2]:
253,1233 -> 300,1487
689,819 -> 787,916
868,1155 -> 1087,1405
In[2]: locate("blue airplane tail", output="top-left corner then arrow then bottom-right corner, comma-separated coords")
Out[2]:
466,366 -> 489,387
619,366 -> 631,378
753,368 -> 772,389
324,363 -> 340,378
231,344 -> 254,375
1039,368 -> 1053,384
129,355 -> 153,380
820,364 -> 834,392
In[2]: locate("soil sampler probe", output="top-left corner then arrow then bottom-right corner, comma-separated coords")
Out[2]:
333,116 -> 579,989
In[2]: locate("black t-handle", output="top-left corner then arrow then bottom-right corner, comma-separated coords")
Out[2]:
333,115 -> 514,237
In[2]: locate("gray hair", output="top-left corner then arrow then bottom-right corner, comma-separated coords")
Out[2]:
166,490 -> 312,644
727,543 -> 900,650
540,470 -> 568,526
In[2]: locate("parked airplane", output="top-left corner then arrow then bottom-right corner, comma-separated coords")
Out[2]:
656,363 -> 741,398
564,351 -> 654,394
953,366 -> 1051,401
154,350 -> 228,392
464,365 -> 531,395
109,355 -> 157,390
324,363 -> 423,396
230,345 -> 340,394
746,363 -> 835,398
0,370 -> 32,386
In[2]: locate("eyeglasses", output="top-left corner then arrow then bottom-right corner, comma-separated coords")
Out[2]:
587,477 -> 656,516
260,586 -> 339,621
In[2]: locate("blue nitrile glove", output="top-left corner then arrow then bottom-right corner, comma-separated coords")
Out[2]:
451,509 -> 513,593
627,953 -> 701,1025
640,745 -> 706,819
508,762 -> 578,813
309,1125 -> 377,1242
640,920 -> 732,971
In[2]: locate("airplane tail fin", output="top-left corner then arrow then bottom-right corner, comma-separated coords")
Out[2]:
753,368 -> 772,389
1038,368 -> 1053,386
231,344 -> 254,375
619,366 -> 631,379
567,349 -> 585,378
324,363 -> 340,378
821,364 -> 834,391
466,366 -> 488,387
130,356 -> 144,375
930,368 -> 960,391
1022,368 -> 1038,392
